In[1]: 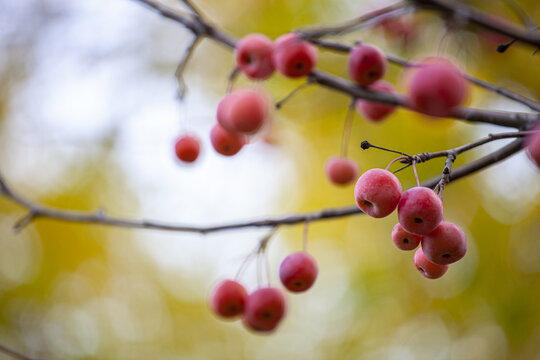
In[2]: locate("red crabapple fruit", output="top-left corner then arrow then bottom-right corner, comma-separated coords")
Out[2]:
525,123 -> 540,168
279,252 -> 318,293
414,247 -> 448,279
174,134 -> 200,163
397,186 -> 444,235
355,80 -> 396,122
422,221 -> 467,265
391,223 -> 422,251
407,59 -> 467,117
235,33 -> 275,80
210,279 -> 248,319
210,123 -> 247,156
272,33 -> 317,78
243,287 -> 287,333
325,157 -> 359,185
217,89 -> 269,134
348,44 -> 386,86
354,168 -> 402,218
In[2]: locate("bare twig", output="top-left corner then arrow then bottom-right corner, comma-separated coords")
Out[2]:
175,36 -> 201,99
0,343 -> 49,360
275,80 -> 314,109
298,2 -> 410,39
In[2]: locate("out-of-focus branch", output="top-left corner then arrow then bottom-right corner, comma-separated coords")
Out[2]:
175,35 -> 201,99
410,0 -> 540,48
0,343 -> 49,360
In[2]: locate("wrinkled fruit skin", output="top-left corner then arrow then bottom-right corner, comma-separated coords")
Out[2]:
408,59 -> 467,117
348,44 -> 386,86
422,221 -> 467,265
210,123 -> 247,156
525,123 -> 540,168
279,252 -> 318,293
354,168 -> 402,218
325,157 -> 359,185
217,89 -> 268,134
356,80 -> 396,122
414,247 -> 448,279
210,280 -> 248,319
391,223 -> 422,251
243,287 -> 287,333
398,187 -> 444,235
235,33 -> 275,80
174,134 -> 200,163
272,33 -> 317,78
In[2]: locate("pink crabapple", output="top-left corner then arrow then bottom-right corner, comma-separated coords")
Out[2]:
355,80 -> 397,122
235,33 -> 275,80
210,279 -> 248,319
243,287 -> 287,333
272,33 -> 317,78
325,157 -> 359,185
422,221 -> 467,265
216,89 -> 269,134
348,43 -> 387,86
210,123 -> 247,156
407,58 -> 467,117
391,223 -> 423,251
525,123 -> 540,168
397,186 -> 444,235
279,252 -> 318,293
354,168 -> 402,218
174,134 -> 200,163
414,247 -> 449,279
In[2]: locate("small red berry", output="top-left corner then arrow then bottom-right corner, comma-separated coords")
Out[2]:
391,223 -> 422,251
525,124 -> 540,168
279,252 -> 318,293
210,123 -> 247,156
235,33 -> 275,80
354,168 -> 402,218
397,187 -> 444,235
174,134 -> 200,163
422,221 -> 467,265
356,80 -> 396,122
272,33 -> 317,78
414,247 -> 448,279
348,44 -> 386,86
210,280 -> 248,319
325,157 -> 359,185
407,59 -> 467,117
243,287 -> 287,333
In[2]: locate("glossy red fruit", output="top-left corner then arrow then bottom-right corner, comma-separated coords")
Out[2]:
398,187 -> 444,235
408,59 -> 467,117
348,44 -> 386,86
174,134 -> 200,163
525,123 -> 540,168
235,33 -> 275,80
325,157 -> 359,185
210,280 -> 248,319
422,221 -> 467,265
391,223 -> 422,251
272,33 -> 317,78
279,252 -> 318,293
210,123 -> 247,156
354,168 -> 402,218
243,287 -> 287,333
356,80 -> 396,122
414,247 -> 448,279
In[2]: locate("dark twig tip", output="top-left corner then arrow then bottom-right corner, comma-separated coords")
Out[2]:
360,141 -> 371,150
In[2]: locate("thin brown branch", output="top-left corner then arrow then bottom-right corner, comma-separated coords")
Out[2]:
175,35 -> 201,99
0,343 -> 49,360
298,2 -> 410,39
410,0 -> 540,48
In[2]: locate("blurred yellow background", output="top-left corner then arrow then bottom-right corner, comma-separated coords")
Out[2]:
0,0 -> 539,359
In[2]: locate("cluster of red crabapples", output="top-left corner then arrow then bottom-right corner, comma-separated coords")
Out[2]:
209,251 -> 318,333
173,31 -> 468,168
354,168 -> 468,279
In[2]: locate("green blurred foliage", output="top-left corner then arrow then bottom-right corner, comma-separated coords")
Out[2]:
0,0 -> 539,359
